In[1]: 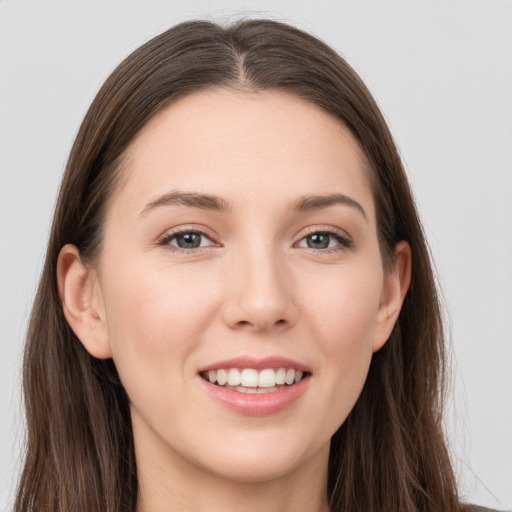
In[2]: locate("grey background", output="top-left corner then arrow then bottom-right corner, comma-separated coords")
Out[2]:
1,1 -> 511,510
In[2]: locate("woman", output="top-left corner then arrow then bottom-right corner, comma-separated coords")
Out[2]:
14,19 -> 498,512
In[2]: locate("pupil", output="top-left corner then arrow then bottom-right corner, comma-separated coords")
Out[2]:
178,233 -> 201,248
308,233 -> 329,249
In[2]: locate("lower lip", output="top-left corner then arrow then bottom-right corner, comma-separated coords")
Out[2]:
198,376 -> 310,416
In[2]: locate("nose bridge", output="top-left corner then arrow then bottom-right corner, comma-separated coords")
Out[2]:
223,237 -> 297,332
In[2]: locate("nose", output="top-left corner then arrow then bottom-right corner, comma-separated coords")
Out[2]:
222,244 -> 298,333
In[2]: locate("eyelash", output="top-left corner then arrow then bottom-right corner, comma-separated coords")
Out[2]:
296,227 -> 354,253
158,228 -> 218,254
157,227 -> 353,254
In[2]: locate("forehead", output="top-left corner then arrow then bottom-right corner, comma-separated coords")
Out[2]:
115,89 -> 375,221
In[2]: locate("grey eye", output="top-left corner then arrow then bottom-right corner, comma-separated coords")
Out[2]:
306,233 -> 331,249
175,232 -> 202,248
296,231 -> 352,251
167,231 -> 213,249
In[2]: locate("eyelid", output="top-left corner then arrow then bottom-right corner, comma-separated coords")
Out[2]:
155,224 -> 353,254
294,225 -> 354,251
157,225 -> 221,253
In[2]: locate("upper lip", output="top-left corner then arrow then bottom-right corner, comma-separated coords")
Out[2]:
198,356 -> 311,373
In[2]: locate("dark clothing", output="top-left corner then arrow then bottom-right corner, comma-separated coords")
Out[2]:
469,506 -> 507,512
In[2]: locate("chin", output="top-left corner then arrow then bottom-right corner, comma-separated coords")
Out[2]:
190,431 -> 327,484
202,453 -> 303,484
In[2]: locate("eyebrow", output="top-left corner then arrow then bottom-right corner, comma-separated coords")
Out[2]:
139,190 -> 367,222
289,193 -> 368,222
139,191 -> 231,218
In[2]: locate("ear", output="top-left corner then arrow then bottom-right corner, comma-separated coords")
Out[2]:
56,244 -> 112,359
372,241 -> 412,352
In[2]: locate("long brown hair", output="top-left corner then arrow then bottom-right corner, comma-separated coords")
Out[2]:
16,18 -> 463,512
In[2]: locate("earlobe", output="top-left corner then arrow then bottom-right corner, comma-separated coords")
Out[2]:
57,244 -> 112,359
372,241 -> 412,352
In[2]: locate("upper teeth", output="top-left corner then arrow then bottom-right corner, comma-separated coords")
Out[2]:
205,368 -> 304,388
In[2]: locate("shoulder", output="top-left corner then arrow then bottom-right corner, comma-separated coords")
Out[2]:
467,506 -> 509,512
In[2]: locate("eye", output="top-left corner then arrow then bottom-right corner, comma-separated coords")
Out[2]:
159,230 -> 216,251
296,230 -> 352,251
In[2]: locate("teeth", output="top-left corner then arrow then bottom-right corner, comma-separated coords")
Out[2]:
216,369 -> 228,386
227,368 -> 241,386
203,367 -> 306,389
258,369 -> 276,387
240,369 -> 258,387
234,385 -> 280,394
240,386 -> 258,394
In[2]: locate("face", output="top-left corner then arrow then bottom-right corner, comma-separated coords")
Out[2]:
90,90 -> 400,485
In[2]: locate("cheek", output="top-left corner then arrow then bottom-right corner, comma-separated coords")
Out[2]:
302,265 -> 382,424
99,259 -> 221,390
306,264 -> 382,351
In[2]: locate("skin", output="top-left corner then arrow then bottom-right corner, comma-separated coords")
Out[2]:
58,89 -> 411,512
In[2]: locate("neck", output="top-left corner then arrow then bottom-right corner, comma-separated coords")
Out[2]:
135,437 -> 330,512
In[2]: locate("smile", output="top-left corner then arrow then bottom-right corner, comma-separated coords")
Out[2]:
201,368 -> 307,394
198,358 -> 311,415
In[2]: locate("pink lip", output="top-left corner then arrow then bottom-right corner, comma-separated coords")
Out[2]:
198,374 -> 310,416
198,356 -> 311,373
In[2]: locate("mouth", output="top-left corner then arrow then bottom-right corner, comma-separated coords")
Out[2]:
200,367 -> 310,394
198,358 -> 311,415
